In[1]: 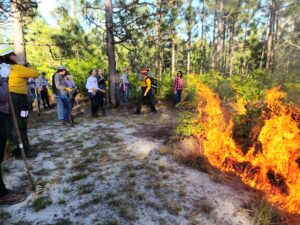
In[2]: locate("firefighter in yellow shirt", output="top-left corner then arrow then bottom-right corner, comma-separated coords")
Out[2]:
0,44 -> 38,158
135,68 -> 156,114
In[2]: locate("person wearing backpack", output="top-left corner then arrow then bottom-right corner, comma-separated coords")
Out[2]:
135,68 -> 156,114
173,70 -> 184,105
52,66 -> 72,124
96,69 -> 106,115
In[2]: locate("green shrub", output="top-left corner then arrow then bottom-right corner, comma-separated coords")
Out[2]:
176,112 -> 204,137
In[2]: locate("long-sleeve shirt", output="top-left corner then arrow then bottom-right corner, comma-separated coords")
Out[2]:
65,79 -> 76,89
36,76 -> 50,91
173,77 -> 184,91
140,76 -> 151,96
54,73 -> 68,93
86,76 -> 98,93
8,65 -> 39,95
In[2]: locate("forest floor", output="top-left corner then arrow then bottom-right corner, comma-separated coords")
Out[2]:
0,102 -> 259,225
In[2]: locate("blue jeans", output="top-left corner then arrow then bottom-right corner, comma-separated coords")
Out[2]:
55,94 -> 72,122
124,83 -> 130,103
174,90 -> 182,105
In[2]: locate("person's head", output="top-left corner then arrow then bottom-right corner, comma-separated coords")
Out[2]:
57,66 -> 67,76
41,72 -> 46,77
141,68 -> 148,77
98,69 -> 103,76
177,70 -> 183,78
124,68 -> 129,73
0,42 -> 17,64
89,69 -> 96,77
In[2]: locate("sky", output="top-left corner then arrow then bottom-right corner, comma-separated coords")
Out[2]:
38,0 -> 59,26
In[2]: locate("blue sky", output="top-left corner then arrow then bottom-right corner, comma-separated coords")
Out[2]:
38,0 -> 59,26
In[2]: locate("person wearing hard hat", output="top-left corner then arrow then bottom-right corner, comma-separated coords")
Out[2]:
0,43 -> 38,159
135,68 -> 156,114
0,43 -> 36,204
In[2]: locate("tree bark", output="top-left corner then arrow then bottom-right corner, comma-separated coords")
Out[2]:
187,30 -> 191,74
228,14 -> 237,76
105,0 -> 117,106
171,38 -> 176,77
11,0 -> 26,65
155,0 -> 162,78
266,0 -> 276,71
214,0 -> 223,71
211,0 -> 218,69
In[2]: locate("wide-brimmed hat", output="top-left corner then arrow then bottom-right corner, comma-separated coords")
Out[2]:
0,43 -> 14,57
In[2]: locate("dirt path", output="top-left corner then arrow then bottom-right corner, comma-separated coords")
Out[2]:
0,104 -> 255,225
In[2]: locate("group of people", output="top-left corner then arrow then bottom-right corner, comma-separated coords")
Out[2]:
0,37 -> 185,206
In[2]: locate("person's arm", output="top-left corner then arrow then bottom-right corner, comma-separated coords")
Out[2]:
144,77 -> 151,96
11,65 -> 38,78
173,78 -> 178,92
55,74 -> 66,92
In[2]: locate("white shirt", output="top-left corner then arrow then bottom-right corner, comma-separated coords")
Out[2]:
86,76 -> 98,92
120,73 -> 129,84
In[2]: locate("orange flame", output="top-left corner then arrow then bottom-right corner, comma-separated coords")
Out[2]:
196,84 -> 300,214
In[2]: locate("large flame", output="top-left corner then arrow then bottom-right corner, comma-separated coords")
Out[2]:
196,84 -> 300,214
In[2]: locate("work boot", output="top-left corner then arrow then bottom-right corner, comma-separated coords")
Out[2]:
0,190 -> 26,205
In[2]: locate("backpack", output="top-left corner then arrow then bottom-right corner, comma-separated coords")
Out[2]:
146,76 -> 158,91
52,73 -> 58,95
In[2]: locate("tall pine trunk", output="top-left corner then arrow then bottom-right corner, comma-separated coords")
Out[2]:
211,0 -> 218,69
266,0 -> 276,71
215,0 -> 224,71
187,31 -> 191,74
228,14 -> 237,76
171,38 -> 176,77
11,0 -> 26,65
105,0 -> 117,106
155,0 -> 162,78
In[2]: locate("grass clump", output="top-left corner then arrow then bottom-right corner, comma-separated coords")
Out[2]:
0,209 -> 11,223
247,200 -> 283,225
31,196 -> 53,212
67,173 -> 87,182
78,183 -> 94,195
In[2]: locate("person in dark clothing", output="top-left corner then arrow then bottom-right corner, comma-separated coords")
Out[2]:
136,68 -> 156,114
0,43 -> 26,205
36,72 -> 51,109
96,69 -> 106,115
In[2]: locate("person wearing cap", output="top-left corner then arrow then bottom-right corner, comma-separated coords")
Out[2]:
86,69 -> 100,117
120,68 -> 130,103
0,43 -> 38,158
52,66 -> 72,124
0,43 -> 33,204
135,68 -> 156,114
36,72 -> 51,109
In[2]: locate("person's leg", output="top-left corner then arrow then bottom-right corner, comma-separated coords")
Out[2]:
41,91 -> 47,109
178,90 -> 182,103
126,84 -> 131,102
148,91 -> 156,112
45,92 -> 51,108
10,94 -> 30,156
0,113 -> 9,198
36,93 -> 41,111
55,95 -> 64,121
61,94 -> 72,123
135,93 -> 144,114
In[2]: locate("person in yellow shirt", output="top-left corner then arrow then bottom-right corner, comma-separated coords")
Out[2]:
0,45 -> 38,158
135,68 -> 156,114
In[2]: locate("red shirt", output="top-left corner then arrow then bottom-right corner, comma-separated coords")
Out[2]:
174,77 -> 184,91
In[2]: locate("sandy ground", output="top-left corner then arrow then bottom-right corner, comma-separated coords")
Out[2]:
0,104 -> 255,225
